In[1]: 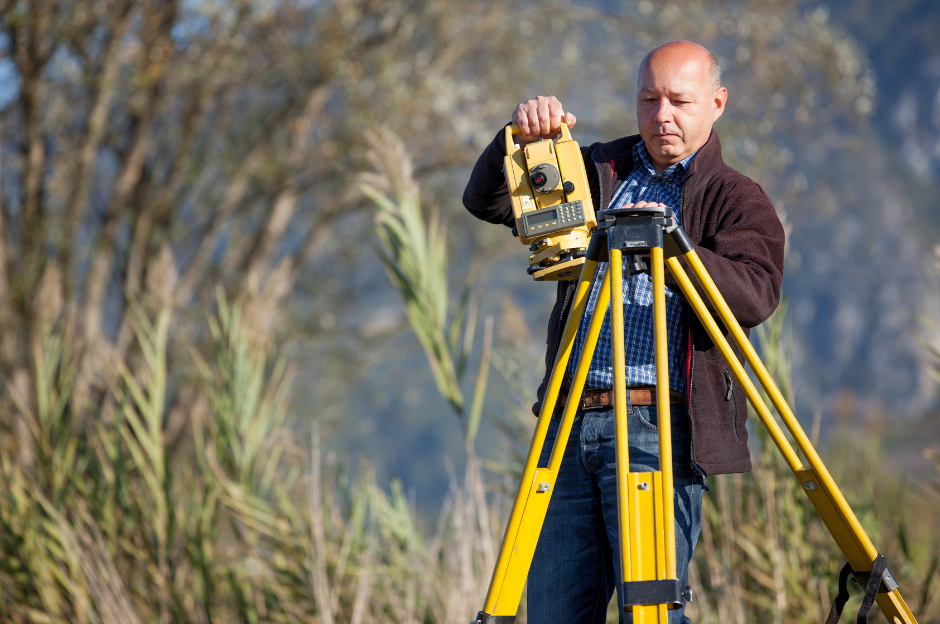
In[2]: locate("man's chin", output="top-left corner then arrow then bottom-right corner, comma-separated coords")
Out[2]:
649,146 -> 680,161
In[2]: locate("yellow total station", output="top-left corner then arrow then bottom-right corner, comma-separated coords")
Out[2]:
503,122 -> 597,281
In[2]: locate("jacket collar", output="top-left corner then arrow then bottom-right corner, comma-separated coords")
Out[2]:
592,129 -> 724,191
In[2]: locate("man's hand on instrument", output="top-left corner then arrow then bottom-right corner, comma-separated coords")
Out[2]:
618,202 -> 673,261
620,200 -> 668,211
512,96 -> 576,147
621,201 -> 675,224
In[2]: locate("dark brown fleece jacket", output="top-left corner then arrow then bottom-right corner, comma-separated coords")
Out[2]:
462,128 -> 785,475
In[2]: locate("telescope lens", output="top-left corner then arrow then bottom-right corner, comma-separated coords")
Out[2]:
528,163 -> 560,193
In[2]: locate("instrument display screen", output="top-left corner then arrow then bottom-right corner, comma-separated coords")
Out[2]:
521,200 -> 585,237
527,209 -> 557,226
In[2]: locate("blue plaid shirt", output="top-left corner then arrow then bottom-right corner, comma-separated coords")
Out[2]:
566,142 -> 697,392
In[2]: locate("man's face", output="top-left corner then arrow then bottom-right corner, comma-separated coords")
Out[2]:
636,47 -> 726,172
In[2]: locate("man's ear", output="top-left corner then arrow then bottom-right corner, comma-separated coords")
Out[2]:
712,87 -> 728,122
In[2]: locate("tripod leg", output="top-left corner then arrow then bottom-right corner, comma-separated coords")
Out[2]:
665,251 -> 917,624
609,249 -> 674,623
608,248 -> 632,580
480,258 -> 613,620
650,246 -> 677,580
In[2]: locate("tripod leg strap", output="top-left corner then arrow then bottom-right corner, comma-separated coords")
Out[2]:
825,562 -> 853,624
856,555 -> 888,624
824,555 -> 890,624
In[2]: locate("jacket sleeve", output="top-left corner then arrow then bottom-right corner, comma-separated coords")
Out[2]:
462,126 -> 516,228
666,172 -> 785,329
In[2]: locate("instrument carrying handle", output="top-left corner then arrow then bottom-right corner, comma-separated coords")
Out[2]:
505,122 -> 573,152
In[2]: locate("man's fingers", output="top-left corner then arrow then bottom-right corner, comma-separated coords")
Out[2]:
547,98 -> 564,133
514,106 -> 530,135
536,97 -> 551,136
513,104 -> 529,135
512,96 -> 573,143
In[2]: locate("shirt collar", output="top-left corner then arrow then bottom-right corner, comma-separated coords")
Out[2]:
634,141 -> 698,179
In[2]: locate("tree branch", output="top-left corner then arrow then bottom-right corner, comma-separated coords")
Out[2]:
226,85 -> 331,285
60,2 -> 134,293
82,0 -> 179,344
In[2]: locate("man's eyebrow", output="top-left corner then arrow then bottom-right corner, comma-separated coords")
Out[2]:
637,87 -> 695,98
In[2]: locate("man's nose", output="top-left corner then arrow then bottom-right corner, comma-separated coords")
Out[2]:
653,98 -> 672,123
653,99 -> 672,123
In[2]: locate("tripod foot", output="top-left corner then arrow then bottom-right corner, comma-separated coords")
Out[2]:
472,612 -> 515,624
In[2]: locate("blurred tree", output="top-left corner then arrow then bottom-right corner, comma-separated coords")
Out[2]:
0,0 -> 876,442
0,0 -> 548,426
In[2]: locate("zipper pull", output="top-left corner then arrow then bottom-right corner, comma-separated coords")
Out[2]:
724,370 -> 733,401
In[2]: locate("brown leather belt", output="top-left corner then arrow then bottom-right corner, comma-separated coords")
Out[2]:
557,387 -> 685,410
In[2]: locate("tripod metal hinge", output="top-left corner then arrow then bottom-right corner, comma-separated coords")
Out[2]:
663,224 -> 693,259
852,564 -> 899,594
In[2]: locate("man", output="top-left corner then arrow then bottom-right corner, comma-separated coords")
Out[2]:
463,41 -> 785,623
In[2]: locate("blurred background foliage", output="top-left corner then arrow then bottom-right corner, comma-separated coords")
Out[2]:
0,0 -> 938,622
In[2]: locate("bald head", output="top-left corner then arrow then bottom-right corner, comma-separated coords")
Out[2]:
639,41 -> 722,96
634,40 -> 728,172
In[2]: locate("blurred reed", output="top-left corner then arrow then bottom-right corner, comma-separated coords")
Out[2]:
2,128 -> 938,624
0,279 -> 502,623
359,125 -> 493,445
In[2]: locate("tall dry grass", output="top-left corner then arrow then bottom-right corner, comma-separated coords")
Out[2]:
0,280 -> 501,623
2,128 -> 938,624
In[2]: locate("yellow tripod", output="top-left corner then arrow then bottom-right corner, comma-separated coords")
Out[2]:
473,206 -> 918,623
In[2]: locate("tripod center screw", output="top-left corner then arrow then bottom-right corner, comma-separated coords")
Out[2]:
638,482 -> 650,491
803,481 -> 817,491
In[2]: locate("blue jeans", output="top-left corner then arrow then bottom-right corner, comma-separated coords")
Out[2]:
527,403 -> 705,624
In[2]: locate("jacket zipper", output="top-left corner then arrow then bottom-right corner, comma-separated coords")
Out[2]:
680,172 -> 699,473
724,369 -> 740,442
686,321 -> 696,470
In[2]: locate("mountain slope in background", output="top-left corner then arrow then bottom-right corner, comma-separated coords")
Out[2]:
780,1 -> 940,419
